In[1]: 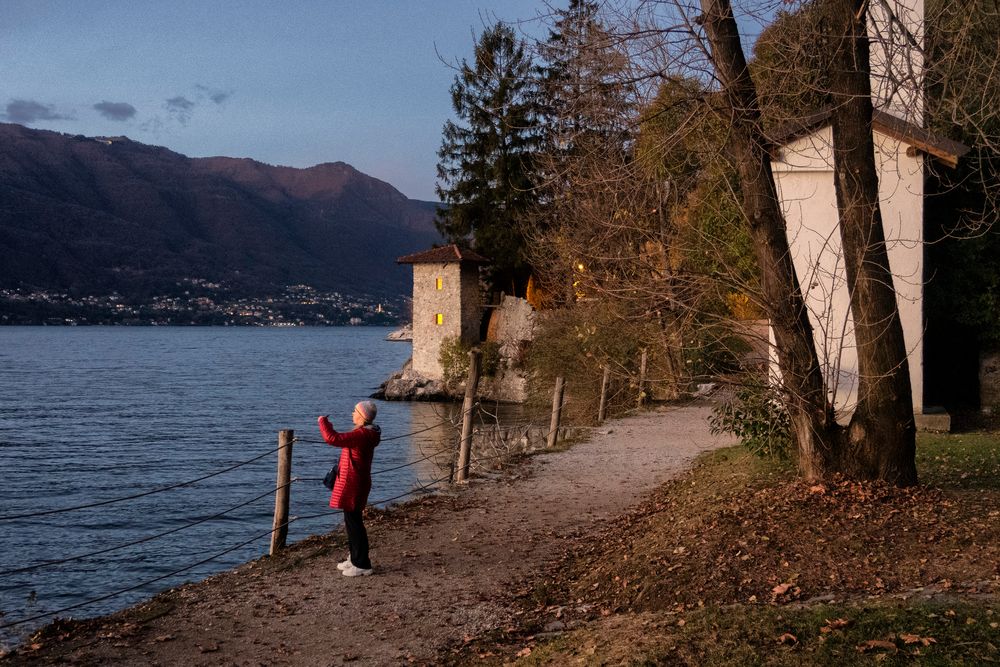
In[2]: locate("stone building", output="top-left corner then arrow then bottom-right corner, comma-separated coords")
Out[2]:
397,245 -> 489,380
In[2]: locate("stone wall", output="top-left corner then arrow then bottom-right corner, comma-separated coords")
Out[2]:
468,424 -> 591,459
486,294 -> 536,357
382,287 -> 534,403
479,295 -> 537,403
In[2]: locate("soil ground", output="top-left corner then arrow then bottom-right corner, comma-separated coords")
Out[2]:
4,401 -> 733,665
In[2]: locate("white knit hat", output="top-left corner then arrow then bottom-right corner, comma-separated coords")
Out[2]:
355,400 -> 377,423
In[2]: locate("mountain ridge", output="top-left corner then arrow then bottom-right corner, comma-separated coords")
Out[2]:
0,123 -> 442,299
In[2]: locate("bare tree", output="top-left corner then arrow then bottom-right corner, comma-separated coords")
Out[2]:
520,0 -> 998,483
695,0 -> 838,479
822,0 -> 917,482
636,0 -> 1000,483
524,1 -> 697,402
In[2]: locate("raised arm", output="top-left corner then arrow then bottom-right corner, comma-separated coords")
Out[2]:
318,415 -> 369,449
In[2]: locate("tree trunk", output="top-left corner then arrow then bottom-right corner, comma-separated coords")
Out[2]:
699,0 -> 837,479
826,0 -> 918,485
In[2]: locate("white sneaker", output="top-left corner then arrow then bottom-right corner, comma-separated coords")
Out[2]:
341,563 -> 373,577
337,558 -> 352,571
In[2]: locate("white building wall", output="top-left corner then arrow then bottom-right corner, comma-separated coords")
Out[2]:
869,0 -> 924,125
771,126 -> 925,420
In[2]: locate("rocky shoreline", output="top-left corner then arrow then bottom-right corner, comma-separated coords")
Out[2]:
384,323 -> 413,341
370,358 -> 452,401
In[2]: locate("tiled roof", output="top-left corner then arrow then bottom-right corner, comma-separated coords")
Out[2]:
396,244 -> 490,265
769,109 -> 970,169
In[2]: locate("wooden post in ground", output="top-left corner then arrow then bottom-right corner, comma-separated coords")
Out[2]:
598,366 -> 611,423
456,349 -> 482,483
547,376 -> 565,449
270,429 -> 294,556
637,348 -> 648,407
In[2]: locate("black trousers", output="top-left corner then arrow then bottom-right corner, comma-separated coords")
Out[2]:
343,509 -> 371,569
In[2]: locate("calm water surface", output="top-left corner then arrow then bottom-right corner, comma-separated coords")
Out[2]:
0,327 -> 463,647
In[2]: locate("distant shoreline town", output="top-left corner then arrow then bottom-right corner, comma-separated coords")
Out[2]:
0,281 -> 406,327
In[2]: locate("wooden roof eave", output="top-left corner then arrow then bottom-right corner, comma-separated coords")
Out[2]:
768,109 -> 970,170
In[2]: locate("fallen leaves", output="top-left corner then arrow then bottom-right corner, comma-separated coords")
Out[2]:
561,457 -> 1000,618
856,633 -> 937,654
770,581 -> 801,604
899,633 -> 937,646
820,617 -> 852,633
856,639 -> 898,654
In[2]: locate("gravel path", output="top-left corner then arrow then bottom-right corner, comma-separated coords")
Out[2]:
12,402 -> 734,666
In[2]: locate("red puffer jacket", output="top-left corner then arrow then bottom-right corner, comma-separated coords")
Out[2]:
318,416 -> 381,511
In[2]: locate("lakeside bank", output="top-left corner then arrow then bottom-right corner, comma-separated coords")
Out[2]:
3,403 -> 731,664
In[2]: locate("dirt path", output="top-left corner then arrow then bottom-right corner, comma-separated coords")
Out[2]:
14,402 -> 734,666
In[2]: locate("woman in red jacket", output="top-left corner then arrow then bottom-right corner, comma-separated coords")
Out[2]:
318,400 -> 381,577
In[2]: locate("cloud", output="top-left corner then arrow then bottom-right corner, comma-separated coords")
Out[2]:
166,96 -> 195,112
4,99 -> 72,123
93,101 -> 137,121
139,115 -> 166,136
195,84 -> 231,105
165,95 -> 196,124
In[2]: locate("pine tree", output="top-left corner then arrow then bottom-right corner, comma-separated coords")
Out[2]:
535,0 -> 632,162
525,1 -> 637,304
435,23 -> 539,296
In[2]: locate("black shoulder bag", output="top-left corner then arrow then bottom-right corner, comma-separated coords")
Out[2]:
322,463 -> 339,490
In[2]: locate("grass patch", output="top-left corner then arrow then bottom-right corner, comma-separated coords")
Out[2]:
917,432 -> 1000,490
515,600 -> 1000,666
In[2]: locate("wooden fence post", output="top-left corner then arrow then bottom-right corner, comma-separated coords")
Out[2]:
547,376 -> 565,449
637,348 -> 648,407
598,366 -> 611,423
270,429 -> 294,556
456,349 -> 482,483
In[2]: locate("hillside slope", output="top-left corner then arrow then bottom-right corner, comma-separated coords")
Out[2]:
0,123 -> 441,298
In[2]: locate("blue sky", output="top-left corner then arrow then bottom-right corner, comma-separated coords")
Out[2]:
0,1 -> 549,201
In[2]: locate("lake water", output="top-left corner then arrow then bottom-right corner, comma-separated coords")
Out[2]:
0,327 -> 469,648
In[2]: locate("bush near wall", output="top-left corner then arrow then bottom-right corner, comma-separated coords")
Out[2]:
439,336 -> 501,391
525,301 -> 687,425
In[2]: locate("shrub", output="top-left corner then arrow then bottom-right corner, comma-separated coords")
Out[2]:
525,300 -> 686,425
439,336 -> 501,389
709,383 -> 792,459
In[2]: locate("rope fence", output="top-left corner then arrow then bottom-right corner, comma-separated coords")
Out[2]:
0,517 -> 296,632
0,360 -> 595,640
0,444 -> 286,523
0,445 -> 522,633
0,483 -> 289,578
0,416 -> 463,525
